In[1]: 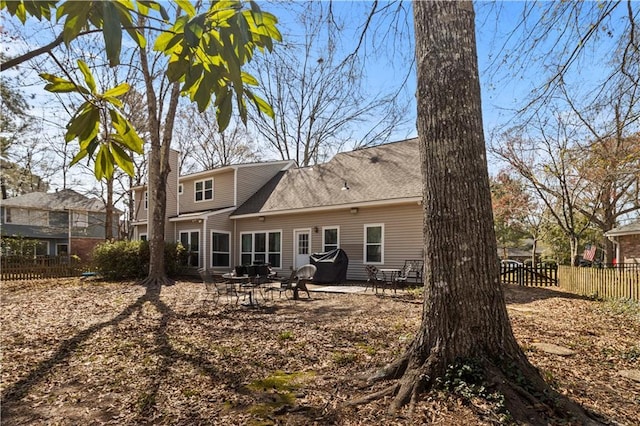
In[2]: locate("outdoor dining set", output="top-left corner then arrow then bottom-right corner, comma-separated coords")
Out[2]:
364,259 -> 424,293
197,263 -> 316,307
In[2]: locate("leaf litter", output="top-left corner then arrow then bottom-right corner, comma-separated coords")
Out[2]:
1,278 -> 638,425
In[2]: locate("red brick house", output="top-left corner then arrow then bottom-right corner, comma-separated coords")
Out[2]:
605,220 -> 640,265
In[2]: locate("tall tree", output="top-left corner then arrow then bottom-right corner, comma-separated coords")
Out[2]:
248,1 -> 411,166
577,134 -> 640,262
490,171 -> 530,259
173,104 -> 259,174
354,2 -> 596,422
2,0 -> 281,285
492,113 -> 599,266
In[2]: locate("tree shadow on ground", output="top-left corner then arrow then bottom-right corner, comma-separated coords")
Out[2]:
503,283 -> 595,305
0,282 -> 351,424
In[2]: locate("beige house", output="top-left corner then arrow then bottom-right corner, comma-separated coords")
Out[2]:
130,139 -> 424,281
605,220 -> 640,265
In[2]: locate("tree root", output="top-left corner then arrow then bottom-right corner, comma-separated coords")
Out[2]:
344,383 -> 400,407
348,353 -> 607,425
139,276 -> 175,287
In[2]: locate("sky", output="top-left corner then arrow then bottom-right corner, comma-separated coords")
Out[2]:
1,0 -> 633,196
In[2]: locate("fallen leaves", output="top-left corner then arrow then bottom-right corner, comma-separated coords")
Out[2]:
1,279 -> 638,425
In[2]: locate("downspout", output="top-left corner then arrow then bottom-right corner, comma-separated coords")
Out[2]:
202,217 -> 208,270
606,234 -> 619,267
67,208 -> 71,262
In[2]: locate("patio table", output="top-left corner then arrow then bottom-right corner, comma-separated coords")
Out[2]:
223,273 -> 260,306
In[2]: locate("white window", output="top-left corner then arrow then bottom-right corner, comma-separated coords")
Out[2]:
180,231 -> 200,267
143,191 -> 148,210
5,208 -> 48,226
211,231 -> 230,268
323,227 -> 339,252
139,233 -> 147,241
240,231 -> 281,268
364,224 -> 384,264
194,179 -> 213,202
71,211 -> 88,228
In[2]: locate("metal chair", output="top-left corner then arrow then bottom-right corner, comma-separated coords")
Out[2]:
264,269 -> 297,300
399,259 -> 423,285
293,264 -> 316,299
198,268 -> 240,305
364,264 -> 380,293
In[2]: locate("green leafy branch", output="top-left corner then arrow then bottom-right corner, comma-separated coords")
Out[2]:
40,60 -> 143,180
2,0 -> 281,180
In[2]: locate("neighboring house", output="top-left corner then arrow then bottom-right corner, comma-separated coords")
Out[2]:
605,220 -> 640,264
131,139 -> 424,280
497,247 -> 542,263
0,189 -> 120,260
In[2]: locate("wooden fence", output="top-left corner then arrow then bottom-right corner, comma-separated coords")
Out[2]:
558,265 -> 640,302
1,256 -> 84,281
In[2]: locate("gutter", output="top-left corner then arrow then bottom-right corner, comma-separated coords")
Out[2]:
230,197 -> 422,220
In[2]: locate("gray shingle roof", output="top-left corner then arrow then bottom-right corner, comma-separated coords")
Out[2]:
605,220 -> 640,236
233,139 -> 422,216
0,189 -> 112,213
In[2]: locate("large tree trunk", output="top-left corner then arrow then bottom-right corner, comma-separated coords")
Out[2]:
138,33 -> 178,286
394,0 -> 526,404
353,2 -> 601,424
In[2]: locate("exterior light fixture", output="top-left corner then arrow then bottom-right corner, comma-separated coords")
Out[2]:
341,181 -> 350,191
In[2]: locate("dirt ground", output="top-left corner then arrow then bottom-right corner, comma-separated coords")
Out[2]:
1,278 -> 638,425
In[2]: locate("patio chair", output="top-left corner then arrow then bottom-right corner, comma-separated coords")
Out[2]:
264,269 -> 297,300
293,264 -> 316,299
399,259 -> 423,285
364,265 -> 380,293
198,268 -> 239,305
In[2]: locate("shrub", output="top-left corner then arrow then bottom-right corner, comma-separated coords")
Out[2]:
164,242 -> 188,277
92,240 -> 146,280
92,240 -> 188,280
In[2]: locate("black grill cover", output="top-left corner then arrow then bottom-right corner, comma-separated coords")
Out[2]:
310,248 -> 349,284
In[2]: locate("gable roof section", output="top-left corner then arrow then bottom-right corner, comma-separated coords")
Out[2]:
605,220 -> 640,237
130,159 -> 295,190
0,189 -> 114,213
232,139 -> 422,217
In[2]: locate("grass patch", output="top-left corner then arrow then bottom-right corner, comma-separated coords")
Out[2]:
601,298 -> 640,319
332,351 -> 358,366
278,330 -> 294,341
245,371 -> 315,419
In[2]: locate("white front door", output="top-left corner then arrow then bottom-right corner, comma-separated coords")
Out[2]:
294,230 -> 311,269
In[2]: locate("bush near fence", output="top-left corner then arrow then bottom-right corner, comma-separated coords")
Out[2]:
1,256 -> 85,280
558,265 -> 640,302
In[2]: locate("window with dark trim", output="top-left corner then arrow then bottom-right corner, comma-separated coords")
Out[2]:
211,231 -> 230,268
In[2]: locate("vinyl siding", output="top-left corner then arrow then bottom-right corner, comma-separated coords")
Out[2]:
235,163 -> 291,206
132,187 -> 147,223
1,208 -> 113,240
166,149 -> 180,218
179,170 -> 235,213
233,202 -> 423,281
205,211 -> 235,271
169,211 -> 235,271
